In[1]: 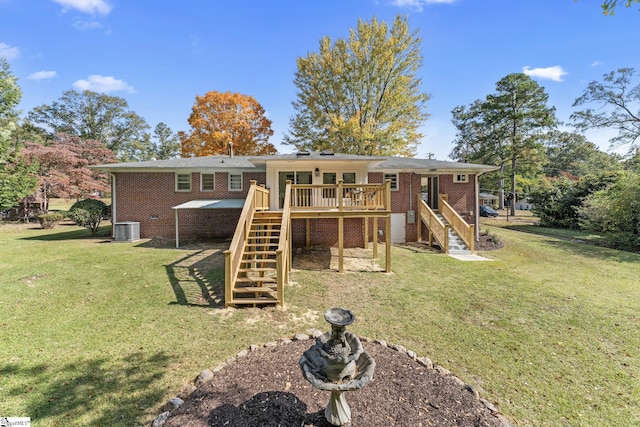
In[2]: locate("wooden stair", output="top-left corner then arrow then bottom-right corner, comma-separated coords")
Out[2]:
231,211 -> 283,306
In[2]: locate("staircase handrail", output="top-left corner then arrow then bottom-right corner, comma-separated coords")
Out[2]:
225,180 -> 270,306
275,180 -> 292,306
438,194 -> 475,253
417,198 -> 449,253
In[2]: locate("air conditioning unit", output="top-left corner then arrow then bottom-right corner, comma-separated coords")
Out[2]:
114,221 -> 140,242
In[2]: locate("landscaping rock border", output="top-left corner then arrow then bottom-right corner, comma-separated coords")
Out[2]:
152,329 -> 513,427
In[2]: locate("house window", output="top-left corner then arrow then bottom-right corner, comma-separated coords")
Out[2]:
454,174 -> 468,183
229,173 -> 243,191
343,172 -> 356,184
322,173 -> 337,198
176,173 -> 191,192
201,173 -> 215,191
384,173 -> 398,190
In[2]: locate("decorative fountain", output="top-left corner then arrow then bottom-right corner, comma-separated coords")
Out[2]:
299,308 -> 376,426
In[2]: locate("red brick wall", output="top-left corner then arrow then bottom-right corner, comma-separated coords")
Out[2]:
438,174 -> 477,223
113,169 -> 477,245
291,218 -> 366,248
367,172 -> 423,242
113,171 -> 264,240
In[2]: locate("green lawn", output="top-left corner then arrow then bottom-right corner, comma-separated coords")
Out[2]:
1,222 -> 639,426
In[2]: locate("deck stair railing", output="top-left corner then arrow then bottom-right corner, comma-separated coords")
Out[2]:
438,194 -> 475,254
417,197 -> 449,253
225,181 -> 284,307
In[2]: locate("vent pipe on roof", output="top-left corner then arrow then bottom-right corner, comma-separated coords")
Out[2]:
228,141 -> 234,158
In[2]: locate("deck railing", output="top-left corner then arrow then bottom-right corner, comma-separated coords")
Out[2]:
224,180 -> 270,306
275,181 -> 292,306
289,181 -> 389,211
417,197 -> 449,253
438,194 -> 475,254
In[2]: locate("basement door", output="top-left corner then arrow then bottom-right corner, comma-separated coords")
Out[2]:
390,213 -> 406,244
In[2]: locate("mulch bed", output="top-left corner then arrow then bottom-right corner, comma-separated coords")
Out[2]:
162,338 -> 510,427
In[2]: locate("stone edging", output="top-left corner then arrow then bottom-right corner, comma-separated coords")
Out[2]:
150,329 -> 513,427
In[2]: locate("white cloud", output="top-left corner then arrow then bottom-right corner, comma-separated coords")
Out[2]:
390,0 -> 456,12
73,18 -> 103,30
591,60 -> 603,67
52,0 -> 112,16
0,42 -> 20,59
73,75 -> 135,93
28,70 -> 57,80
522,65 -> 568,82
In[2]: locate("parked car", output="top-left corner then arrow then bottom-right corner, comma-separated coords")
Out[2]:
480,205 -> 499,217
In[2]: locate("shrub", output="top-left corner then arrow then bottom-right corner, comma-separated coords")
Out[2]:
38,212 -> 64,229
68,199 -> 110,236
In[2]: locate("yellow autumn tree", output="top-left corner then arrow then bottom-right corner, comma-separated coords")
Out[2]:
181,91 -> 276,156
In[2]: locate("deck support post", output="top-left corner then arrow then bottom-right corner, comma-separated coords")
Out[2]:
372,217 -> 378,259
338,217 -> 344,273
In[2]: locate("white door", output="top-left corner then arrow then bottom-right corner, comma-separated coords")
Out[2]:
390,213 -> 406,243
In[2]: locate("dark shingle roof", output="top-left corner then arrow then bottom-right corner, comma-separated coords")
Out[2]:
92,152 -> 498,173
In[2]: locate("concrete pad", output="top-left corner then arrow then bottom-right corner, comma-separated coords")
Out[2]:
448,253 -> 495,261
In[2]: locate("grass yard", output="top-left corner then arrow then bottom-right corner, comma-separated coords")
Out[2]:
1,222 -> 639,426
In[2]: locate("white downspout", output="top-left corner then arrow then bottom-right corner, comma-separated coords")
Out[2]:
110,173 -> 116,239
474,171 -> 484,241
175,209 -> 180,249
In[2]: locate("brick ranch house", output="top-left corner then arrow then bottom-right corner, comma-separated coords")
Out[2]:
94,151 -> 497,306
94,151 -> 496,248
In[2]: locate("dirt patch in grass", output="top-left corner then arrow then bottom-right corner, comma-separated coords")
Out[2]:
162,339 -> 508,427
292,246 -> 385,272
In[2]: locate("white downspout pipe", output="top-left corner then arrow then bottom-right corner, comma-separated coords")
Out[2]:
474,171 -> 485,241
109,173 -> 116,239
175,208 -> 180,248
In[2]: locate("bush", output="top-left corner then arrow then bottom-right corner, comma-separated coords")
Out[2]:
38,212 -> 64,229
68,199 -> 110,236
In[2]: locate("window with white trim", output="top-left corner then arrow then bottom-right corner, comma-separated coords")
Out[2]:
176,173 -> 191,191
384,173 -> 398,190
454,174 -> 468,183
201,173 -> 215,191
228,172 -> 243,191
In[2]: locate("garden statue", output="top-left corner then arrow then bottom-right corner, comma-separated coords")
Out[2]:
299,307 -> 376,426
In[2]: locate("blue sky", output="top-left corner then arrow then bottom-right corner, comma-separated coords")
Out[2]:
1,0 -> 639,159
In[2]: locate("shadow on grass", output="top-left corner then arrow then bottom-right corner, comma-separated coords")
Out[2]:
502,224 -> 640,263
541,238 -> 640,263
164,246 -> 227,308
19,224 -> 112,241
1,351 -> 170,426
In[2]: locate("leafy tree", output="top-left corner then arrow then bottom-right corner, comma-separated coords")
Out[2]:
602,0 -> 640,15
624,147 -> 640,171
285,15 -> 429,156
450,100 -> 512,208
27,89 -> 152,161
153,122 -> 180,159
21,133 -> 115,210
180,91 -> 276,156
578,171 -> 640,251
530,172 -> 618,229
571,68 -> 640,153
543,130 -> 621,178
0,58 -> 38,210
451,73 -> 556,214
68,198 -> 110,236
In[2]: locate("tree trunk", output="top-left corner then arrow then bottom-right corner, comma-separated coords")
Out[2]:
511,155 -> 517,216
